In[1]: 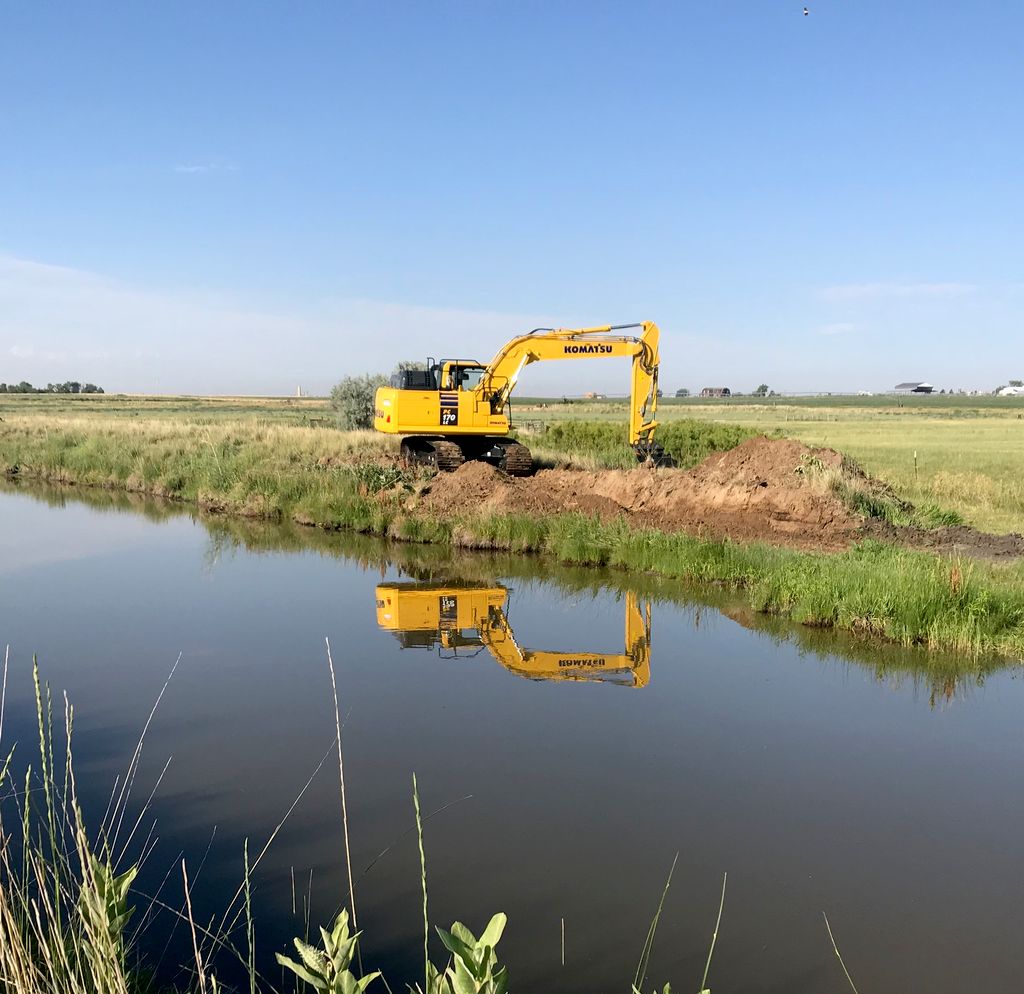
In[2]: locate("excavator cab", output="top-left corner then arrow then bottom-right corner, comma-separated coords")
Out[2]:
388,361 -> 487,393
374,581 -> 652,688
438,362 -> 488,392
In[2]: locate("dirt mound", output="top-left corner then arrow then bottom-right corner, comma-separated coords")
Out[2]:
419,437 -> 863,550
419,460 -> 511,515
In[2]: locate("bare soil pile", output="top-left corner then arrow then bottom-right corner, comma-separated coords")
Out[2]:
418,437 -> 863,550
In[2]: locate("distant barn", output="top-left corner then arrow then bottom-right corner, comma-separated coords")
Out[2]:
895,382 -> 934,394
700,387 -> 731,398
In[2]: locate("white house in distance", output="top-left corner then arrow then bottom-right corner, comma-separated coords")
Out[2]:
997,385 -> 1024,396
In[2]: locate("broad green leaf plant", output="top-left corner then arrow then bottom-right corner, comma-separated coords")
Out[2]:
276,909 -> 381,994
434,913 -> 509,994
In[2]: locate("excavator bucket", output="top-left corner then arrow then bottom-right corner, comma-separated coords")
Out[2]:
634,439 -> 676,468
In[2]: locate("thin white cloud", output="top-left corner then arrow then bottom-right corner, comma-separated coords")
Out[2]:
818,282 -> 976,302
173,161 -> 238,174
0,254 -> 555,394
9,344 -> 69,361
817,322 -> 858,336
9,343 -> 113,362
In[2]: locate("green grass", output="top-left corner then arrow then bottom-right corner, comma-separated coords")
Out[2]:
0,391 -> 334,423
525,419 -> 761,470
0,413 -> 409,525
825,475 -> 964,530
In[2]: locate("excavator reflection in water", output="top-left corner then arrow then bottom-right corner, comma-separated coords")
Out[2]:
374,582 -> 651,688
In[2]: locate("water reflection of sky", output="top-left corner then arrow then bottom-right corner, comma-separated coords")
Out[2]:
0,489 -> 179,574
2,484 -> 1024,994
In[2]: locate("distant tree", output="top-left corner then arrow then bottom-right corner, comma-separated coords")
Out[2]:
753,383 -> 769,396
330,373 -> 388,429
656,388 -> 663,398
2,380 -> 106,394
1010,379 -> 1023,388
393,360 -> 427,376
675,387 -> 690,398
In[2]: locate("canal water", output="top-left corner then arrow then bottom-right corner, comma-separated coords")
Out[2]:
2,482 -> 1023,993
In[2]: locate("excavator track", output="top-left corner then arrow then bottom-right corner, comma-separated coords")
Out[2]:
498,441 -> 533,477
400,437 -> 465,471
431,440 -> 466,472
402,437 -> 529,475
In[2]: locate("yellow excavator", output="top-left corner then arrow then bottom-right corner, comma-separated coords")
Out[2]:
374,581 -> 652,688
373,321 -> 670,474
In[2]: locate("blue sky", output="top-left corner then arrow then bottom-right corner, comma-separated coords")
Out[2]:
1,1 -> 1021,395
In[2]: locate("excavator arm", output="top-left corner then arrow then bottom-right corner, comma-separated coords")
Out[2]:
477,590 -> 651,688
479,321 -> 662,453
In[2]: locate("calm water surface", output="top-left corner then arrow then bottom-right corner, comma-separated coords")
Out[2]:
2,483 -> 1023,993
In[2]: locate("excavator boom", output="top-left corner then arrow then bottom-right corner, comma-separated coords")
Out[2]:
479,322 -> 662,449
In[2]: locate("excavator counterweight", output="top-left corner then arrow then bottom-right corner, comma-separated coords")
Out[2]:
373,321 -> 672,474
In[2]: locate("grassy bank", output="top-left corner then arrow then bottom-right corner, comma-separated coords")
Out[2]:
5,391 -> 1021,531
2,413 -> 1023,658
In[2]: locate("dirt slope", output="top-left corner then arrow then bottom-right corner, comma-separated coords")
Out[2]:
416,436 -> 1024,558
418,437 -> 861,551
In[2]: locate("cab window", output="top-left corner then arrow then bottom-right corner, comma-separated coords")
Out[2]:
458,367 -> 486,390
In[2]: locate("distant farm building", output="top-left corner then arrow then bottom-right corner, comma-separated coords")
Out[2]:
998,385 -> 1024,397
895,382 -> 934,394
700,387 -> 731,398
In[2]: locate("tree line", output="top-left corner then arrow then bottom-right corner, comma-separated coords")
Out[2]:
0,381 -> 105,394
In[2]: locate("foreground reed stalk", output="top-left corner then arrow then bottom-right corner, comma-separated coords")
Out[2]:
325,637 -> 358,934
